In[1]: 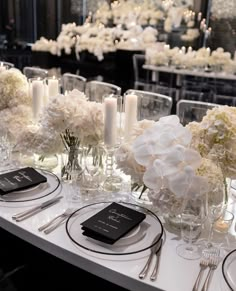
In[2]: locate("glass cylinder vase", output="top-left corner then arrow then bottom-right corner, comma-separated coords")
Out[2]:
34,154 -> 58,171
61,144 -> 83,182
80,143 -> 105,193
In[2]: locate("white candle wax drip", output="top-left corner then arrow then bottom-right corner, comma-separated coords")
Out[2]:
32,79 -> 44,121
104,97 -> 117,146
124,94 -> 138,141
48,77 -> 59,97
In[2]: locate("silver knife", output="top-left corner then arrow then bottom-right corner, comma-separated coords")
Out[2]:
12,196 -> 63,221
139,233 -> 162,279
150,238 -> 163,281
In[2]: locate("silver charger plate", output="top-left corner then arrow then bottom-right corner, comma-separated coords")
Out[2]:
222,249 -> 236,290
65,201 -> 163,256
0,168 -> 60,203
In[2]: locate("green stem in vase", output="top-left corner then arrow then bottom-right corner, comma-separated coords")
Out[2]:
223,177 -> 229,205
131,183 -> 148,199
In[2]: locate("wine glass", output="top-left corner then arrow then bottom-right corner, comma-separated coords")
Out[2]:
176,193 -> 207,260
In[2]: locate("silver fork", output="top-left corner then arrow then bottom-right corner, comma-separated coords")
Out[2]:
201,257 -> 218,291
38,208 -> 74,232
192,258 -> 208,291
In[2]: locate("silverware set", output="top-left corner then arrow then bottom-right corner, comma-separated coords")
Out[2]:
192,250 -> 219,291
11,196 -> 74,234
38,208 -> 74,234
139,234 -> 163,281
12,196 -> 63,222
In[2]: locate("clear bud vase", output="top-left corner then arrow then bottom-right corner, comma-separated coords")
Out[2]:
61,144 -> 83,182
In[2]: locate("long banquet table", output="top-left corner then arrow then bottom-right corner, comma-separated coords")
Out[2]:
143,64 -> 236,82
0,182 -> 235,291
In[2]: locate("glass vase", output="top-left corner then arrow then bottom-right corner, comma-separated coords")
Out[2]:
34,154 -> 58,171
130,181 -> 153,209
80,143 -> 105,193
61,144 -> 83,182
150,188 -> 185,231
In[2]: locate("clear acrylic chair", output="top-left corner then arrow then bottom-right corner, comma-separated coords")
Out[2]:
133,54 -> 152,90
86,81 -> 122,103
176,99 -> 219,125
181,89 -> 205,101
23,66 -> 48,79
0,61 -> 14,68
62,73 -> 87,93
152,84 -> 176,99
125,89 -> 173,121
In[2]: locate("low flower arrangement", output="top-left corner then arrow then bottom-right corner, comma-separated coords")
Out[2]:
116,107 -> 235,211
0,69 -> 32,142
16,89 -> 104,156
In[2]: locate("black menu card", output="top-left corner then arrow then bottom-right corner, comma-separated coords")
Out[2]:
0,167 -> 47,195
81,202 -> 146,244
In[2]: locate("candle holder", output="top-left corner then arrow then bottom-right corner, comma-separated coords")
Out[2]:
103,145 -> 122,192
102,94 -> 123,192
213,210 -> 234,234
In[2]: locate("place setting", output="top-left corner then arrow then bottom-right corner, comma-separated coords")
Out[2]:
0,166 -> 62,207
65,201 -> 164,255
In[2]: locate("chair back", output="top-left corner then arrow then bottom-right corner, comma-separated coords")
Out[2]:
125,89 -> 173,121
176,99 -> 219,125
86,81 -> 121,102
62,73 -> 87,93
213,94 -> 236,106
133,54 -> 150,90
23,66 -> 48,79
0,61 -> 14,68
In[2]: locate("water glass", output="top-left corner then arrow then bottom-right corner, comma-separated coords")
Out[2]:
176,194 -> 207,260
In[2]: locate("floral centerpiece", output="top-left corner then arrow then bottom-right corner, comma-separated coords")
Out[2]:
16,89 -> 104,179
187,105 -> 236,203
0,69 -> 32,142
116,116 -> 209,212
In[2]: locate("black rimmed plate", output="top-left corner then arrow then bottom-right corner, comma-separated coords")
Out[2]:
222,249 -> 236,290
65,201 -> 163,256
0,168 -> 60,203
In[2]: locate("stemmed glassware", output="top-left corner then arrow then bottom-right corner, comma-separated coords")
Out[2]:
176,193 -> 207,260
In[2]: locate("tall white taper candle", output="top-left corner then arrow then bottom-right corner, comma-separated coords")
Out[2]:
124,94 -> 138,141
104,97 -> 117,146
32,79 -> 44,121
48,77 -> 59,97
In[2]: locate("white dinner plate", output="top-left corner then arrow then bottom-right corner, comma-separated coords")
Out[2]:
65,201 -> 163,256
0,168 -> 60,203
